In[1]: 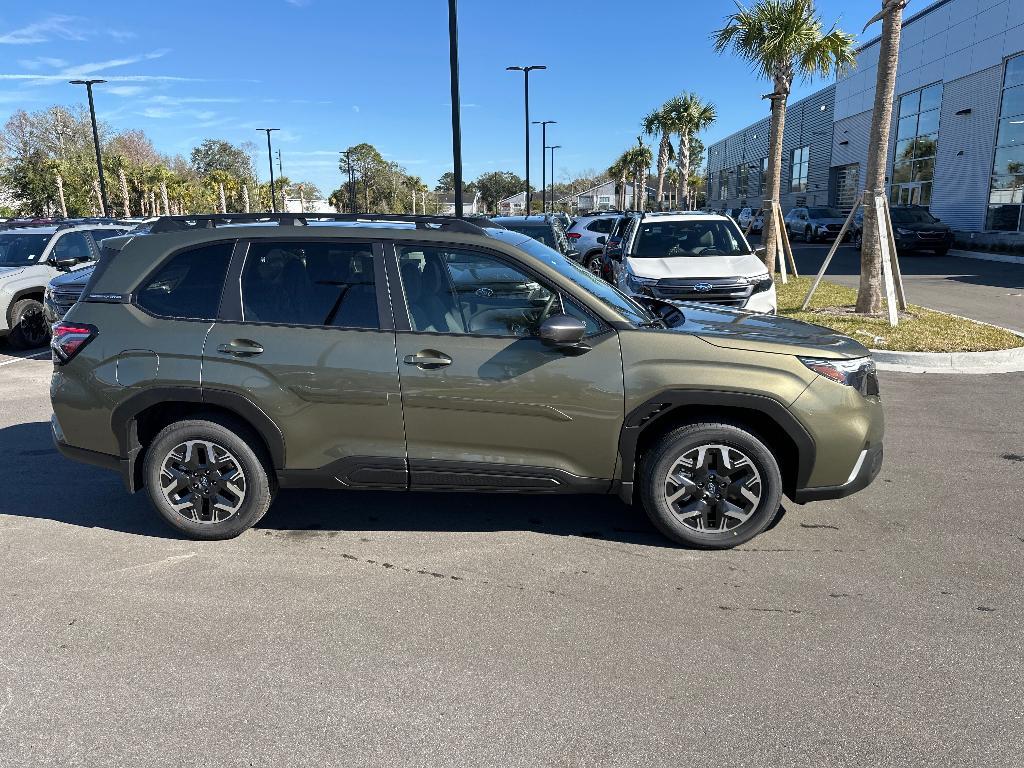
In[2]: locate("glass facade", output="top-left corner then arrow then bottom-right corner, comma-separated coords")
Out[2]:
790,146 -> 809,192
890,82 -> 942,207
736,163 -> 749,198
987,53 -> 1024,231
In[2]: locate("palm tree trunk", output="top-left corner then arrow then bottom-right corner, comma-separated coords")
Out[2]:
655,133 -> 670,211
762,84 -> 789,272
677,133 -> 691,211
857,2 -> 904,314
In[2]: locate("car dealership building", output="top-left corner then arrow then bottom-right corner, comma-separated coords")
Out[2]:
705,0 -> 1024,235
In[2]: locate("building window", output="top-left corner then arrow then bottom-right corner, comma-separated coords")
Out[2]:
718,169 -> 728,201
736,163 -> 749,199
758,158 -> 768,196
790,146 -> 809,193
891,82 -> 942,208
987,54 -> 1024,231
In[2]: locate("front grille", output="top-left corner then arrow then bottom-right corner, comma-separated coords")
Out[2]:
51,287 -> 84,318
915,231 -> 946,241
651,278 -> 753,307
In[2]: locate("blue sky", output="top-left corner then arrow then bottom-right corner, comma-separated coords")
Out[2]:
0,0 -> 877,195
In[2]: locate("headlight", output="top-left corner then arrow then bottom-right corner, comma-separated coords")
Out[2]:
625,273 -> 657,295
800,356 -> 879,396
748,273 -> 773,294
896,228 -> 914,236
44,286 -> 53,302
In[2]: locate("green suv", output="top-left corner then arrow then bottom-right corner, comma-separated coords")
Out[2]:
50,214 -> 883,548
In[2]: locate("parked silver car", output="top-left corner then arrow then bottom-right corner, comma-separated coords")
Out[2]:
784,207 -> 849,243
565,212 -> 621,274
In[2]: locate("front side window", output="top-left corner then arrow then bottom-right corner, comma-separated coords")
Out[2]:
51,232 -> 92,263
399,246 -> 559,337
136,242 -> 233,320
988,53 -> 1024,231
0,233 -> 49,266
241,241 -> 378,328
790,146 -> 810,193
631,219 -> 751,258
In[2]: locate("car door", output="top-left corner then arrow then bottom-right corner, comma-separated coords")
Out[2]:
389,241 -> 624,490
202,238 -> 407,485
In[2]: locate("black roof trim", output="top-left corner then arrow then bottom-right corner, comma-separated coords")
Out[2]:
147,213 -> 490,235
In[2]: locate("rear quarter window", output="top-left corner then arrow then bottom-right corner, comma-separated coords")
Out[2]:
135,242 -> 234,320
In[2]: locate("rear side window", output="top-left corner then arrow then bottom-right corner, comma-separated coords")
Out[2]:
136,242 -> 233,320
586,218 -> 613,234
241,241 -> 378,328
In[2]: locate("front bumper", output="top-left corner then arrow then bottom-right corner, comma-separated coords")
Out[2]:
792,443 -> 883,503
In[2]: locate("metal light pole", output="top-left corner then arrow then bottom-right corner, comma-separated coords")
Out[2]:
506,65 -> 545,214
69,79 -> 109,216
448,0 -> 465,218
257,128 -> 280,212
548,145 -> 561,213
532,120 -> 556,213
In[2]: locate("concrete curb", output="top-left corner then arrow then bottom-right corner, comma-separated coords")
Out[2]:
871,342 -> 1024,375
950,248 -> 1024,265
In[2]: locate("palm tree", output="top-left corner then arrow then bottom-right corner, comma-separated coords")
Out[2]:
642,103 -> 677,211
660,93 -> 716,212
856,0 -> 906,315
608,155 -> 629,210
664,167 -> 681,209
713,0 -> 855,270
625,141 -> 654,212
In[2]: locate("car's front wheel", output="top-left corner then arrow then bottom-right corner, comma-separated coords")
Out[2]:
804,227 -> 815,244
7,298 -> 50,349
640,423 -> 783,549
143,416 -> 275,540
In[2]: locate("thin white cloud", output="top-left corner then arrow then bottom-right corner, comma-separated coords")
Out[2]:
0,74 -> 202,83
0,15 -> 87,45
148,95 -> 243,105
107,85 -> 147,97
60,49 -> 171,79
285,0 -> 312,6
352,105 -> 360,113
17,57 -> 67,71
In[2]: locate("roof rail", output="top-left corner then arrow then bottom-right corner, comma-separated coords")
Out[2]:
147,213 -> 489,235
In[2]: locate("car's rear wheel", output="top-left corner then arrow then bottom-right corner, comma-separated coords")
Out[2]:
804,227 -> 815,244
583,252 -> 603,277
640,423 -> 783,549
7,298 -> 50,349
143,417 -> 275,540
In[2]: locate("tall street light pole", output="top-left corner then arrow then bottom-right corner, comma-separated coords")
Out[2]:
339,151 -> 356,213
506,64 -> 545,215
548,145 -> 561,213
448,0 -> 465,218
532,120 -> 556,213
257,128 -> 280,212
69,79 -> 108,216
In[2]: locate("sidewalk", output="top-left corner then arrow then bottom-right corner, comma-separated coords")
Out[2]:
951,248 -> 1024,266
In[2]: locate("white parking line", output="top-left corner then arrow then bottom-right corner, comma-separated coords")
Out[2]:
0,351 -> 49,367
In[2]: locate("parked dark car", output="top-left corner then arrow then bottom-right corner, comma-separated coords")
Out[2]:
596,214 -> 635,280
489,215 -> 580,262
852,206 -> 953,255
44,263 -> 96,324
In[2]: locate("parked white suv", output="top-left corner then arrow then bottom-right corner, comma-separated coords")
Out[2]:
0,221 -> 128,348
608,212 -> 776,314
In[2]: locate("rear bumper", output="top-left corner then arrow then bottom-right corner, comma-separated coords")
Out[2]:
52,416 -> 130,486
792,443 -> 883,503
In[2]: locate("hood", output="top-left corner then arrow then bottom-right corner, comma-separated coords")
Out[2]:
0,266 -> 27,278
892,221 -> 950,232
668,302 -> 869,359
50,264 -> 95,288
811,217 -> 846,226
627,254 -> 765,280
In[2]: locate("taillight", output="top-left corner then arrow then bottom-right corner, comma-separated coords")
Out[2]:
566,232 -> 581,239
51,322 -> 97,364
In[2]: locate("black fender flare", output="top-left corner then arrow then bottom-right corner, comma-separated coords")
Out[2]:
618,389 -> 815,490
111,386 -> 286,472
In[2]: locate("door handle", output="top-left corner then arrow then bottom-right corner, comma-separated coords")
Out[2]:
403,350 -> 452,369
217,339 -> 264,357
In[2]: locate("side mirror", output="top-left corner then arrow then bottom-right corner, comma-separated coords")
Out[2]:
52,256 -> 79,271
539,314 -> 586,349
607,246 -> 623,262
596,235 -> 607,245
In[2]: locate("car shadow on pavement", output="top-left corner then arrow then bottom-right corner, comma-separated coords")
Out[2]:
4,420 -> 760,548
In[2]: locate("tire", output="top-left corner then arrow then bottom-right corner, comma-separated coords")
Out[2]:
7,298 -> 50,350
583,251 -> 603,277
804,227 -> 815,244
853,231 -> 863,250
143,416 -> 275,540
639,422 -> 783,549
934,247 -> 949,256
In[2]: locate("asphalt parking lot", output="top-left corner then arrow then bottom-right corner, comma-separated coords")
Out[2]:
0,338 -> 1022,766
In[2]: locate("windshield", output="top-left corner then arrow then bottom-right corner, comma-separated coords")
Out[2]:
807,208 -> 842,218
0,233 -> 50,267
497,233 -> 654,325
890,208 -> 938,224
502,223 -> 558,249
631,219 -> 752,258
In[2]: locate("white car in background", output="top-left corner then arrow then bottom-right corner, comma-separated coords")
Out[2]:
608,211 -> 776,314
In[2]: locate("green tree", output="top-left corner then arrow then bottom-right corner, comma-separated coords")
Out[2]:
474,171 -> 525,213
713,0 -> 854,268
643,104 -> 677,211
